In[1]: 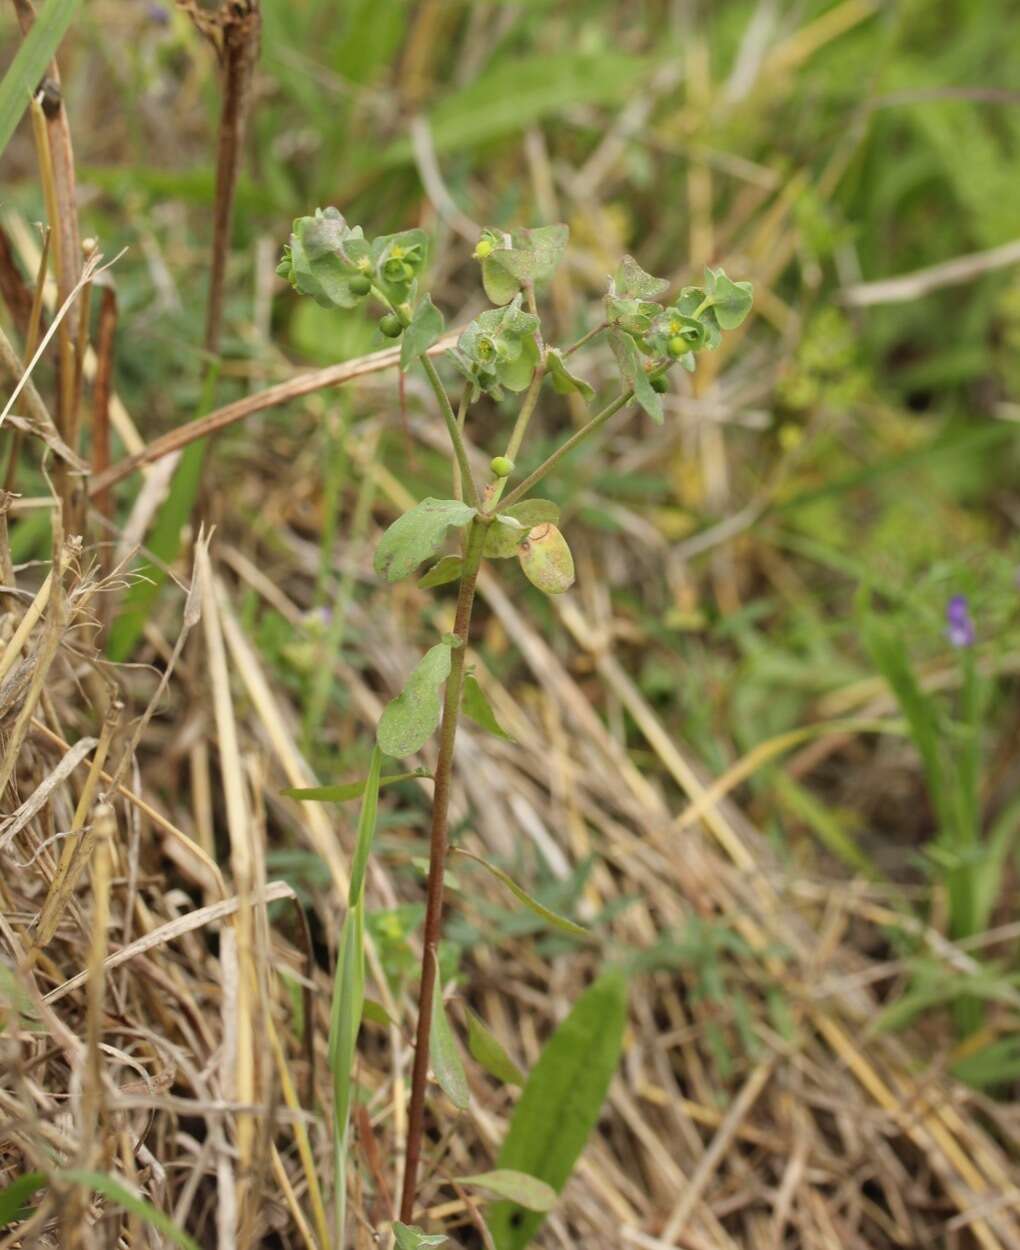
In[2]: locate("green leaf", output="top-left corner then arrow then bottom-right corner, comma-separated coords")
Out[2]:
545,349 -> 595,401
487,973 -> 627,1249
457,1171 -> 556,1212
703,267 -> 753,330
283,208 -> 369,309
430,965 -> 470,1110
419,555 -> 463,589
465,1007 -> 525,1087
329,904 -> 364,1180
952,1036 -> 1020,1090
484,498 -> 561,559
462,674 -> 515,742
453,849 -> 588,938
282,769 -> 429,803
613,254 -> 668,300
484,515 -> 528,559
377,642 -> 453,758
347,746 -> 383,904
609,330 -> 662,424
58,1171 -> 201,1250
400,296 -> 445,371
506,499 -> 560,528
362,998 -> 395,1029
374,498 -> 476,582
482,255 -> 521,306
496,225 -> 569,283
0,0 -> 81,160
393,1224 -> 448,1250
0,1171 -> 46,1227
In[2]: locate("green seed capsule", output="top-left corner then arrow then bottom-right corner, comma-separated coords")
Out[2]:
349,274 -> 372,296
474,237 -> 495,260
379,313 -> 403,338
518,524 -> 575,595
650,373 -> 668,393
489,455 -> 514,478
668,335 -> 688,359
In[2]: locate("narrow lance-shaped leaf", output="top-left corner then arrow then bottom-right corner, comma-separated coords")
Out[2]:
457,1171 -> 556,1212
58,1171 -> 201,1250
486,972 -> 628,1250
400,295 -> 445,371
0,1171 -> 46,1228
377,641 -> 454,758
347,746 -> 383,904
282,768 -> 429,803
462,673 -> 516,742
429,964 -> 470,1110
374,498 -> 476,583
0,0 -> 81,160
453,848 -> 589,938
465,1006 -> 525,1087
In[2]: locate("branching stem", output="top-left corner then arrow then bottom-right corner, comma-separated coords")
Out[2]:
399,519 -> 487,1222
494,387 -> 634,513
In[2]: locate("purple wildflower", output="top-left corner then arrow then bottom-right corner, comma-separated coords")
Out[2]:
946,595 -> 975,649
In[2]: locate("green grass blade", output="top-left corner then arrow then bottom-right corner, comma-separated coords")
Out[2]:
0,0 -> 80,159
0,1171 -> 46,1227
328,751 -> 383,1246
58,1170 -> 200,1250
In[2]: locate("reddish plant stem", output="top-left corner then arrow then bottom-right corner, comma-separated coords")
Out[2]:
399,519 -> 487,1222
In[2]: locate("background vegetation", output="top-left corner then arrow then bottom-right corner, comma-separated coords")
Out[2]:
2,1 -> 1019,1247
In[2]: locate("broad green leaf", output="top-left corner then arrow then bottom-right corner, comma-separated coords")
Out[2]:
454,849 -> 588,938
377,642 -> 453,757
400,296 -> 445,371
518,524 -> 575,595
506,500 -> 560,528
482,255 -> 521,306
614,255 -> 668,300
0,1171 -> 46,1227
465,1006 -> 525,1087
704,267 -> 753,330
284,209 -> 369,309
486,973 -> 628,1249
419,555 -> 463,589
59,1171 -> 201,1250
0,0 -> 81,160
496,225 -> 569,282
282,769 -> 429,803
374,498 -> 476,582
545,349 -> 595,401
484,514 -> 528,560
347,746 -> 383,904
462,673 -> 516,742
393,1224 -> 448,1250
609,330 -> 662,424
430,965 -> 470,1110
457,1171 -> 556,1212
607,295 -> 663,336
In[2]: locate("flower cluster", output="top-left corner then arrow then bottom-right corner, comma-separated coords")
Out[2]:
451,296 -> 541,401
277,207 -> 428,317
